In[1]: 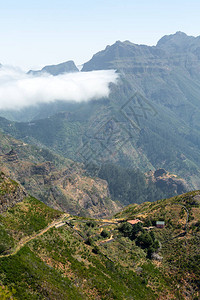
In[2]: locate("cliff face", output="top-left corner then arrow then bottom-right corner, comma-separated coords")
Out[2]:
146,168 -> 188,195
0,132 -> 120,218
0,172 -> 27,213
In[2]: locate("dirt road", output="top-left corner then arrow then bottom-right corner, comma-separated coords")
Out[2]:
0,213 -> 69,258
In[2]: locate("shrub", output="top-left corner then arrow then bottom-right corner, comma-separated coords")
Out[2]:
147,247 -> 154,259
85,237 -> 94,246
0,244 -> 7,254
92,245 -> 100,254
86,221 -> 96,228
101,229 -> 110,239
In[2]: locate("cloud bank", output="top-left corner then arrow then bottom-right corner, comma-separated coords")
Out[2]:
0,66 -> 118,110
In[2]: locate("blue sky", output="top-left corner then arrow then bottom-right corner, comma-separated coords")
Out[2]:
0,0 -> 200,70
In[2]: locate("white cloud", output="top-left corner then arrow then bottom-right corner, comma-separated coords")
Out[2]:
0,66 -> 118,110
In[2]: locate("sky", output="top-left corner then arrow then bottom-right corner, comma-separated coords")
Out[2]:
0,0 -> 200,70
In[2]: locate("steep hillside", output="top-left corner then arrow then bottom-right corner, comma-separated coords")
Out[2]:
114,191 -> 200,299
0,125 -> 189,208
0,177 -> 199,299
0,172 -> 27,213
95,164 -> 188,205
0,131 -> 120,218
0,174 -> 62,255
0,176 -> 154,299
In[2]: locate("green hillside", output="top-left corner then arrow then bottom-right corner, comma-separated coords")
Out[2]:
0,175 -> 153,299
0,175 -> 199,299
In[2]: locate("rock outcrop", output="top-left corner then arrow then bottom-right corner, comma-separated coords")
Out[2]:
0,172 -> 27,213
147,168 -> 188,195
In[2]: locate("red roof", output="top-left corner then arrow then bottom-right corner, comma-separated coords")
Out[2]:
127,219 -> 142,225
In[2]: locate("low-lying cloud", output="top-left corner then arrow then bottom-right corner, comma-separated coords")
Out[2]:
0,66 -> 118,110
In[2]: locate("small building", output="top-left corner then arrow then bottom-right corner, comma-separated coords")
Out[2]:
127,219 -> 143,226
156,221 -> 165,228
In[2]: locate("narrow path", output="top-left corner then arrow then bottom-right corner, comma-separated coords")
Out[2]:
0,213 -> 69,258
99,234 -> 114,244
0,216 -> 118,258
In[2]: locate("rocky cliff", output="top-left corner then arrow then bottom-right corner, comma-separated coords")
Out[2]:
0,131 -> 120,217
0,172 -> 27,213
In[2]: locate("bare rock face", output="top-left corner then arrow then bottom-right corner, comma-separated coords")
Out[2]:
154,169 -> 167,178
4,149 -> 18,162
147,169 -> 188,195
0,172 -> 27,213
151,253 -> 163,261
0,132 -> 120,218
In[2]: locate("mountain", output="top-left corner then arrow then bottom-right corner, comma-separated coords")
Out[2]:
0,117 -> 190,205
82,31 -> 200,77
28,60 -> 79,76
0,130 -> 120,218
82,39 -> 166,72
1,32 -> 200,190
0,176 -> 199,299
156,31 -> 200,54
93,164 -> 188,205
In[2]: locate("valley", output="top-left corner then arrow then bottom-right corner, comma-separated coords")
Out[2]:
0,31 -> 200,299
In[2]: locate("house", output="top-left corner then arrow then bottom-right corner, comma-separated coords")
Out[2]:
156,221 -> 165,228
127,219 -> 143,226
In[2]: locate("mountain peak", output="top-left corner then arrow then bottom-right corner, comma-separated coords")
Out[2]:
156,31 -> 195,49
28,60 -> 79,76
174,31 -> 187,36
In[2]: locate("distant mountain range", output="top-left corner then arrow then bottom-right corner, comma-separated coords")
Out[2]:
1,31 -> 200,191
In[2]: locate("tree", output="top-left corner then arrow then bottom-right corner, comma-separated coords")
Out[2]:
118,222 -> 133,238
136,233 -> 153,249
131,222 -> 143,240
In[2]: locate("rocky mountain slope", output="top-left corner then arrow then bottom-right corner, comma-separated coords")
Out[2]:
0,129 -> 189,210
146,168 -> 188,195
0,131 -> 120,218
0,172 -> 27,213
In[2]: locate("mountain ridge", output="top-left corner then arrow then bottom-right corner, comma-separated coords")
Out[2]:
28,60 -> 79,76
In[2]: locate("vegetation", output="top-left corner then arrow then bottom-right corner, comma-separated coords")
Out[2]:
0,172 -> 199,299
118,222 -> 159,258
